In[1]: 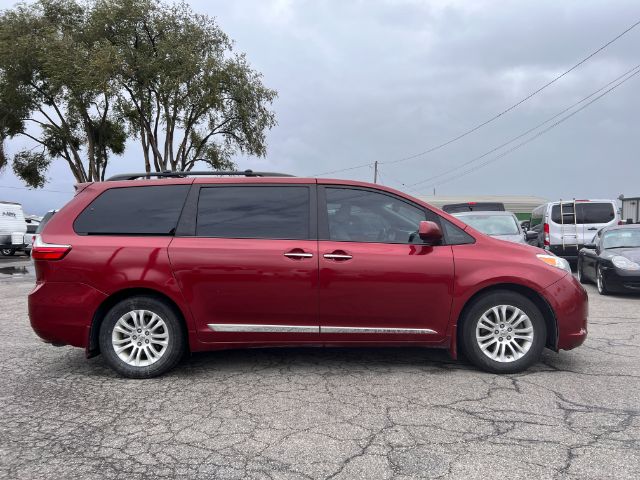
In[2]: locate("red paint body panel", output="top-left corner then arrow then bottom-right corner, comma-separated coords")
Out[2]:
168,237 -> 320,344
29,281 -> 107,347
318,241 -> 454,342
27,176 -> 588,361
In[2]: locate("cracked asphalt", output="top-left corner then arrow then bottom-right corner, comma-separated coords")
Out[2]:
1,257 -> 639,479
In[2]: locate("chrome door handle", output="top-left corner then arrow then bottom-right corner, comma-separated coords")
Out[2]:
323,253 -> 353,260
284,252 -> 313,258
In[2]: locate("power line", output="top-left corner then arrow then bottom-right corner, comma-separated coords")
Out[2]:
407,63 -> 640,188
0,185 -> 72,194
311,18 -> 640,177
413,67 -> 640,194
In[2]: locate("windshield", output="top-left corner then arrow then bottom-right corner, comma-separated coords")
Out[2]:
457,214 -> 520,236
602,229 -> 640,249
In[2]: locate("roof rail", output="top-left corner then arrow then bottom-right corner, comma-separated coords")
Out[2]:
107,170 -> 295,181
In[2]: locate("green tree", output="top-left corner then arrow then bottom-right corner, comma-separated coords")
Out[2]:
93,0 -> 277,172
0,0 -> 125,186
0,0 -> 277,186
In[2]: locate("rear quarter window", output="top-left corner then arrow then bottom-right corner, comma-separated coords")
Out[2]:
74,185 -> 190,235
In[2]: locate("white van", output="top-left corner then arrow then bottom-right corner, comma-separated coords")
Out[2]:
530,199 -> 619,262
0,201 -> 27,256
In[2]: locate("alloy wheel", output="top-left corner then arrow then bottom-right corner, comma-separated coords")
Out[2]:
111,309 -> 169,367
475,305 -> 534,363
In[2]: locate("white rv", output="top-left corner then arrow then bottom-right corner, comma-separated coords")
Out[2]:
0,201 -> 27,256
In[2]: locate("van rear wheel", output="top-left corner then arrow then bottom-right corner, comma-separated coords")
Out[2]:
99,296 -> 185,378
1,248 -> 15,256
460,291 -> 546,374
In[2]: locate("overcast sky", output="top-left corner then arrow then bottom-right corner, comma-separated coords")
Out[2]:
1,0 -> 639,215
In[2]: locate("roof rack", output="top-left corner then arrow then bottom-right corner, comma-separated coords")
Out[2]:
107,170 -> 295,181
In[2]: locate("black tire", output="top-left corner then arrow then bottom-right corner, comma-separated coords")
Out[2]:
1,248 -> 15,256
577,259 -> 589,284
99,296 -> 185,378
460,290 -> 547,374
596,265 -> 609,296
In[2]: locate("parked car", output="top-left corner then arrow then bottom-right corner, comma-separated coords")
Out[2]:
23,223 -> 38,256
529,199 -> 619,262
29,171 -> 587,378
452,211 -> 538,245
0,201 -> 27,256
442,202 -> 505,214
577,224 -> 640,295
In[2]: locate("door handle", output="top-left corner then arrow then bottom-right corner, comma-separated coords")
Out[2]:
284,251 -> 313,259
588,227 -> 598,231
323,252 -> 353,260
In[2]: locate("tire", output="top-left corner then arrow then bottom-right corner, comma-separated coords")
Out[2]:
99,296 -> 185,378
577,259 -> 589,284
596,265 -> 609,296
1,248 -> 15,256
460,290 -> 547,374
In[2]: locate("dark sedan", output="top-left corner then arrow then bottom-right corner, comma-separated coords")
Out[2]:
578,225 -> 640,295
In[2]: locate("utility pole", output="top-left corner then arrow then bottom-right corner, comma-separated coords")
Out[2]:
373,161 -> 378,183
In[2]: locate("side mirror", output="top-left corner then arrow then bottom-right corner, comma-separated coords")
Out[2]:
525,231 -> 538,241
520,221 -> 531,231
418,221 -> 443,244
583,243 -> 597,250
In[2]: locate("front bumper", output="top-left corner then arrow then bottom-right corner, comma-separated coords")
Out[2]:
601,266 -> 640,293
28,281 -> 107,348
543,273 -> 588,351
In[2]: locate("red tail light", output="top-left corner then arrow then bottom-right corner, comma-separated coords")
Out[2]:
32,237 -> 71,261
543,223 -> 550,246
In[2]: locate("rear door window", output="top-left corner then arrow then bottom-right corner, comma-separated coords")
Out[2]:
579,203 -> 615,224
74,185 -> 190,235
196,186 -> 310,239
551,203 -> 615,225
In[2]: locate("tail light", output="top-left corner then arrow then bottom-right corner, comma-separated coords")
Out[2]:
32,237 -> 71,261
543,223 -> 550,246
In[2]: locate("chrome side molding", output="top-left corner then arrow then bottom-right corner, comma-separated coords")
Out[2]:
320,326 -> 437,334
208,324 -> 319,333
208,324 -> 437,335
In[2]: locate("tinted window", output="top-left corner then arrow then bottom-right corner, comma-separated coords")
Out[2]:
35,211 -> 55,234
74,185 -> 189,235
551,203 -> 615,225
580,203 -> 615,224
442,219 -> 475,245
26,224 -> 38,234
325,188 -> 428,243
196,186 -> 310,239
530,207 -> 544,228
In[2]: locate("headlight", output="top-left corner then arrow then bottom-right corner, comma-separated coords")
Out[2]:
612,256 -> 640,270
537,254 -> 572,273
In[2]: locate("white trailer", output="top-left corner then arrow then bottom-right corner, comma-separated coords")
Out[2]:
0,201 -> 27,256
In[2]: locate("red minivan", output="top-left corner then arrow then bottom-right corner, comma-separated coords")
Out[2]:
28,171 -> 587,378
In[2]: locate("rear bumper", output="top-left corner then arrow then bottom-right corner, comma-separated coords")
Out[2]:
28,282 -> 107,348
543,273 -> 588,350
547,245 -> 583,262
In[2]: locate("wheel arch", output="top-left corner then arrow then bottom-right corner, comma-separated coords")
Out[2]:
87,287 -> 190,358
455,283 -> 558,353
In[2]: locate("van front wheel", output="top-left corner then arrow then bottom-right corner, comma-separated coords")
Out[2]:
461,291 -> 547,374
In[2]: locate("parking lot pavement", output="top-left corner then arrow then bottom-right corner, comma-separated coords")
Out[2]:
0,261 -> 638,480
